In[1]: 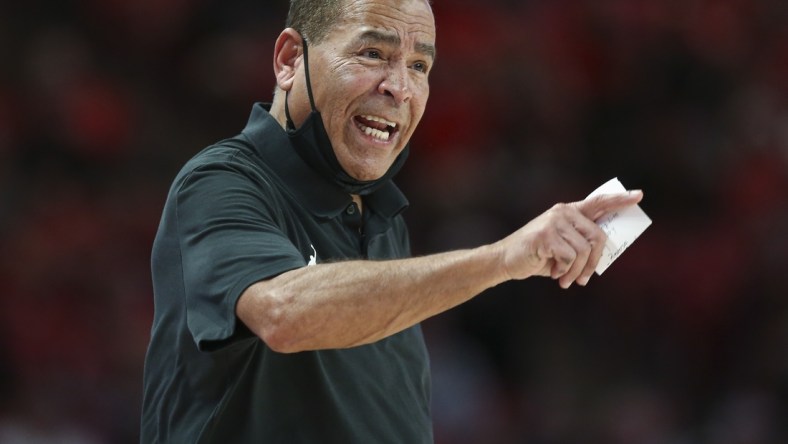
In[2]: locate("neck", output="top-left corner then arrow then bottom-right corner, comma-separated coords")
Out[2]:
270,89 -> 290,130
351,194 -> 363,213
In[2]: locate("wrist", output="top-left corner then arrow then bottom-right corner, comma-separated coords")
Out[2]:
477,242 -> 513,286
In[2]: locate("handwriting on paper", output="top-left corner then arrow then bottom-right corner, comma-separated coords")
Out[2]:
586,178 -> 652,275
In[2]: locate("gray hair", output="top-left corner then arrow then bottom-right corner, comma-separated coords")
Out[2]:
286,0 -> 347,44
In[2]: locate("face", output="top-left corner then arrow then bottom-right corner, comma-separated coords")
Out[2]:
295,0 -> 436,181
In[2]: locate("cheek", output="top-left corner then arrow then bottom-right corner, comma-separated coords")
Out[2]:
321,71 -> 375,120
408,85 -> 430,129
326,62 -> 377,93
416,86 -> 429,116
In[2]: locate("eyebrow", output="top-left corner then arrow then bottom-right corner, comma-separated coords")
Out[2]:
356,29 -> 437,61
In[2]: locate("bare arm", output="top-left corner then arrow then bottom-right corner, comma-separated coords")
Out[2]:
237,191 -> 643,353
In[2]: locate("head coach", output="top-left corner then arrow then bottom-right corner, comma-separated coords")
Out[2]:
140,0 -> 644,442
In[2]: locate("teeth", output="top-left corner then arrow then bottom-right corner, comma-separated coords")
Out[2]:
361,115 -> 397,128
362,124 -> 390,141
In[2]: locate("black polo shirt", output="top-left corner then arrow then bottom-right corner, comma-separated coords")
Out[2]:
141,103 -> 432,443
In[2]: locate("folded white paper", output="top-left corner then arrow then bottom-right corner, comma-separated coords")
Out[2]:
586,178 -> 652,275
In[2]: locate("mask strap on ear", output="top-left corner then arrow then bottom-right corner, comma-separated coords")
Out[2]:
285,91 -> 295,130
302,38 -> 316,111
285,35 -> 316,130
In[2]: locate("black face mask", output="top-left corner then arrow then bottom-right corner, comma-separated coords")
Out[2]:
285,37 -> 409,196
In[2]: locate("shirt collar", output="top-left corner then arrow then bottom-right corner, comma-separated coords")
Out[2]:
240,102 -> 408,220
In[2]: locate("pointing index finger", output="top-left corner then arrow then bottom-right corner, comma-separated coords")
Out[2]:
576,190 -> 643,222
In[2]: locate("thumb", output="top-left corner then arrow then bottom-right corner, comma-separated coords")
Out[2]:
575,190 -> 644,222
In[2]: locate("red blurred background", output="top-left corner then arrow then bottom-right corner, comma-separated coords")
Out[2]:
1,0 -> 787,442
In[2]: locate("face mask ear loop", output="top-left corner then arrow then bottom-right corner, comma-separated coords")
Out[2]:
284,91 -> 295,130
302,38 -> 317,112
285,35 -> 316,131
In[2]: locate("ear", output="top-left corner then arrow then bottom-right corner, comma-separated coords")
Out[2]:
273,28 -> 304,92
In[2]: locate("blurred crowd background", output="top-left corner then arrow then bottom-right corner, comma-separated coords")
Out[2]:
1,0 -> 787,442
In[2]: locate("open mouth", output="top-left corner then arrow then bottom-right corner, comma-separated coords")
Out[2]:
354,115 -> 398,142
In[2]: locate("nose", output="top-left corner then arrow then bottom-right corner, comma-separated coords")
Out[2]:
378,63 -> 412,104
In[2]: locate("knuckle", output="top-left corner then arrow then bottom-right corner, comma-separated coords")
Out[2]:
559,251 -> 576,265
550,202 -> 569,214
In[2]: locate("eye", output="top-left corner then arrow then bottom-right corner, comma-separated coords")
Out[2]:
412,61 -> 429,73
362,49 -> 382,59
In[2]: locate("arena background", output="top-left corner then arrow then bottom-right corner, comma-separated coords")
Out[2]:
1,0 -> 787,442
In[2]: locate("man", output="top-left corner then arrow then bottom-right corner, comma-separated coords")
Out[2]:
141,0 -> 643,442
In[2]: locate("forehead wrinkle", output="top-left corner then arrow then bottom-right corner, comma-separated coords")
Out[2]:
357,29 -> 401,47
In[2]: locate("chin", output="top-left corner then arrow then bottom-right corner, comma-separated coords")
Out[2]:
351,170 -> 385,182
344,159 -> 395,182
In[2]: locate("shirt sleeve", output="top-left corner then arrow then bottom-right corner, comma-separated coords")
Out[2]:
175,158 -> 305,351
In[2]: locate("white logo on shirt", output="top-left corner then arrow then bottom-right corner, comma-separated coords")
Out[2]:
307,244 -> 317,266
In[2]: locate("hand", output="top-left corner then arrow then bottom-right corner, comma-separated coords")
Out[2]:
497,191 -> 644,288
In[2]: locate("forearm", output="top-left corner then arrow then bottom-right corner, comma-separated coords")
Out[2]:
237,192 -> 646,353
237,243 -> 509,353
